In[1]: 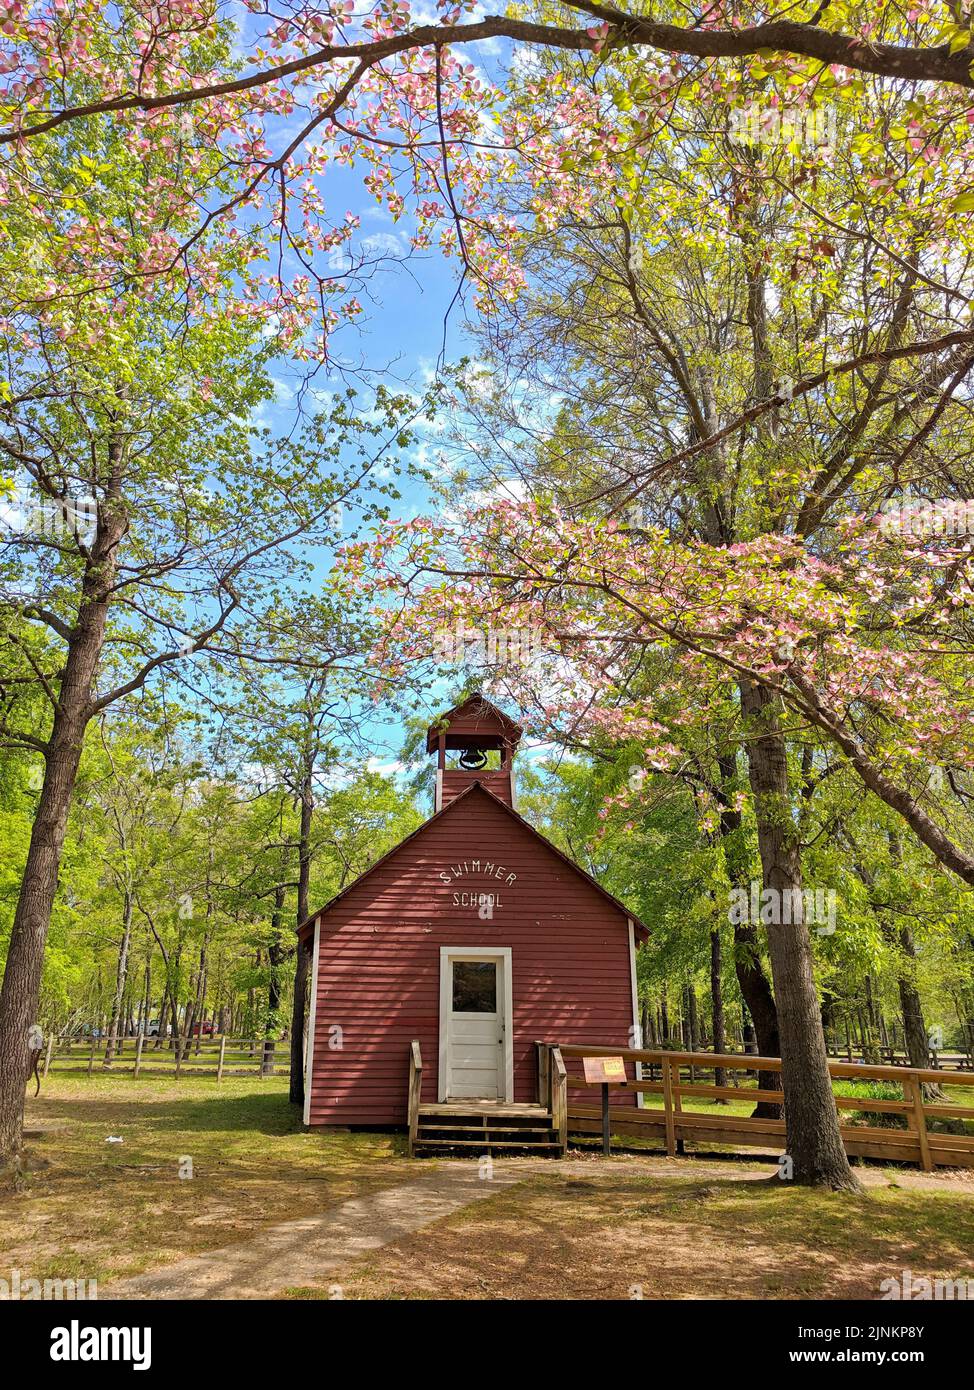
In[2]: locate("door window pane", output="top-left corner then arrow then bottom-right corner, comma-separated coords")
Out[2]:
452,961 -> 497,1013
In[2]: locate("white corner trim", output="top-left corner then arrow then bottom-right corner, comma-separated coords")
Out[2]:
434,768 -> 443,812
302,916 -> 321,1127
438,945 -> 514,1103
628,919 -> 643,1105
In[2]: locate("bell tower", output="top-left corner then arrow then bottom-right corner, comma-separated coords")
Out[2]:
426,694 -> 523,812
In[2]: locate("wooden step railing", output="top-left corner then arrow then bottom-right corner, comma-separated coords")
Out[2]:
534,1039 -> 567,1154
407,1040 -> 423,1157
549,1044 -> 974,1171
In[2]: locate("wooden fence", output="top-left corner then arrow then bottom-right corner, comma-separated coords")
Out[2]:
41,1034 -> 285,1080
825,1046 -> 973,1071
557,1044 -> 974,1172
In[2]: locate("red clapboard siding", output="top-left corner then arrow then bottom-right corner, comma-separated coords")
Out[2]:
440,768 -> 513,806
305,782 -> 640,1126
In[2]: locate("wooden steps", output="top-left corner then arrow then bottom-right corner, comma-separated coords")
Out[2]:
415,1138 -> 562,1150
411,1103 -> 562,1156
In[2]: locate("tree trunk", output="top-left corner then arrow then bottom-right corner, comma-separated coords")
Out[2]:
894,926 -> 946,1100
289,759 -> 315,1106
686,982 -> 699,1052
182,944 -> 206,1063
264,884 -> 287,1077
851,837 -> 947,1101
104,890 -> 133,1067
710,926 -> 727,1093
0,542 -> 121,1158
740,679 -> 859,1190
155,982 -> 169,1048
715,752 -> 783,1115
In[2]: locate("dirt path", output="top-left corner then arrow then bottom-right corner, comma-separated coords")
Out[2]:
108,1164 -> 525,1300
104,1152 -> 974,1300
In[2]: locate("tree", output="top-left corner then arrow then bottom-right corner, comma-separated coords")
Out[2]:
335,54 -> 974,1183
2,3 -> 974,343
0,190 -> 426,1164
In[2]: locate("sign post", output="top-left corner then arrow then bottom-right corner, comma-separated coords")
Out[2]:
582,1055 -> 627,1156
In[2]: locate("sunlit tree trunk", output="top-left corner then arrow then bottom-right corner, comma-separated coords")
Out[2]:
0,460 -> 126,1162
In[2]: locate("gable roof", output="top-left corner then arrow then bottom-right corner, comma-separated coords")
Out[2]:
425,692 -> 524,752
297,779 -> 649,943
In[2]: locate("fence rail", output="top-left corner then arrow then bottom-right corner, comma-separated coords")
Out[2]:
41,1034 -> 286,1080
555,1044 -> 974,1172
646,1042 -> 974,1071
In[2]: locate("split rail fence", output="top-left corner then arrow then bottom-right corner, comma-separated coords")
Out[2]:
41,1034 -> 284,1080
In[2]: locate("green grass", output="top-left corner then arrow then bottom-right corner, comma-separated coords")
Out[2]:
3,1073 -> 407,1286
6,1072 -> 974,1300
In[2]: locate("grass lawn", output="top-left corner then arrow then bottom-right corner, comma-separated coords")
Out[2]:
4,1074 -> 973,1299
330,1162 -> 974,1301
4,1074 -> 405,1286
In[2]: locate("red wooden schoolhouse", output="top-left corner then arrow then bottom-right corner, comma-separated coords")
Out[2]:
297,695 -> 647,1152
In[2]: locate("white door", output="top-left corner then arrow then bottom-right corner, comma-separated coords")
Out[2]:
439,949 -> 512,1101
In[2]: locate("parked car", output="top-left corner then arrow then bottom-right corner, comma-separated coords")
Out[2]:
145,1019 -> 160,1037
191,1020 -> 215,1036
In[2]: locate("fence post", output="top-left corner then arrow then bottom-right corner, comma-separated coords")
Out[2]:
175,1041 -> 183,1078
217,1035 -> 227,1083
905,1074 -> 933,1172
134,1032 -> 144,1079
661,1058 -> 677,1157
43,1034 -> 54,1078
87,1039 -> 96,1077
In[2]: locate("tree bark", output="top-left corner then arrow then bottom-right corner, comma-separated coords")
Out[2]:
892,925 -> 946,1100
289,756 -> 315,1106
0,467 -> 126,1161
710,926 -> 727,1093
714,752 -> 783,1115
739,679 -> 859,1189
104,890 -> 133,1067
264,884 -> 287,1076
848,837 -> 947,1100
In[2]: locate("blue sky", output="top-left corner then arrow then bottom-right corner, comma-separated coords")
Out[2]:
222,7 -> 532,772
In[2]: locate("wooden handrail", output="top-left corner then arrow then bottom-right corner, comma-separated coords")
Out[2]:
535,1040 -> 551,1109
550,1046 -> 568,1157
556,1043 -> 974,1087
555,1042 -> 974,1172
407,1039 -> 423,1158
